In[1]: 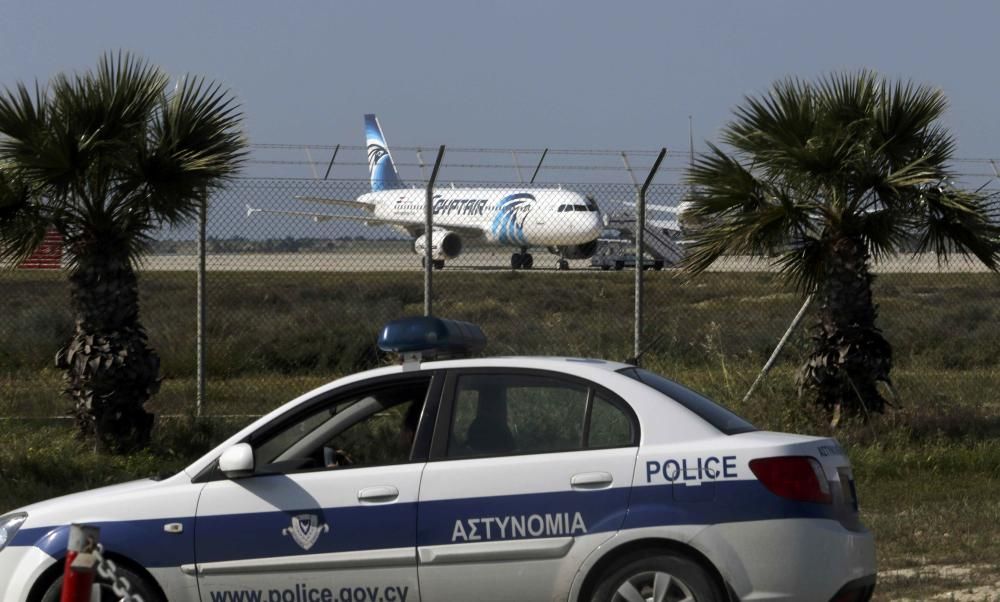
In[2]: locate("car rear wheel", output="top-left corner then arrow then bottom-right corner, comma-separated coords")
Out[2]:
40,564 -> 163,602
591,553 -> 723,602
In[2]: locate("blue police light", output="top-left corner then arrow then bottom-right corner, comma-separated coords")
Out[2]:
378,316 -> 486,359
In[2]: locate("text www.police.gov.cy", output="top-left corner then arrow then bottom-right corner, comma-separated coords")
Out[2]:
209,584 -> 410,602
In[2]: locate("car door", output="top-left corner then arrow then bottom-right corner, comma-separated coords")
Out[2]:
194,373 -> 439,602
416,369 -> 639,602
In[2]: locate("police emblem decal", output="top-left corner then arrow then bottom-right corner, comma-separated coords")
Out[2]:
282,514 -> 329,551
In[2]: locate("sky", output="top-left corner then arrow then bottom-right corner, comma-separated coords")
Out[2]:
3,0 -> 1000,184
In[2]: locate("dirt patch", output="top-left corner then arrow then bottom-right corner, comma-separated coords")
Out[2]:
882,564 -> 1000,601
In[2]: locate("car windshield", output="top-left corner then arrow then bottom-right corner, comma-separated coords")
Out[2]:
617,367 -> 756,435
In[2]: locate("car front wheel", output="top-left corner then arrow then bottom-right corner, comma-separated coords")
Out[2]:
40,563 -> 163,602
590,553 -> 723,602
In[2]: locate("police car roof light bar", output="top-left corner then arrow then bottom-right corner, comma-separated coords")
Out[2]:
378,316 -> 487,363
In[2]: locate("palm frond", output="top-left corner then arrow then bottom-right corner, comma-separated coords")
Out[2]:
135,74 -> 247,226
914,187 -> 1000,270
0,168 -> 50,264
773,235 -> 828,293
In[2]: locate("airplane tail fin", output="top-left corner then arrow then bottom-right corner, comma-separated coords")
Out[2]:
365,114 -> 404,191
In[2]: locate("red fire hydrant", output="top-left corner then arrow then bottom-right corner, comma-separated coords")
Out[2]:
61,524 -> 100,602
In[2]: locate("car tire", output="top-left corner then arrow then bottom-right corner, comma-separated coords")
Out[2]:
590,552 -> 723,602
40,563 -> 163,602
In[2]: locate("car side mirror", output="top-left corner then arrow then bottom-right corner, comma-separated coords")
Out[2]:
218,443 -> 255,479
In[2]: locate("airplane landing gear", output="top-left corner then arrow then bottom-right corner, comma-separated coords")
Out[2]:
510,251 -> 533,269
557,259 -> 570,271
422,258 -> 446,270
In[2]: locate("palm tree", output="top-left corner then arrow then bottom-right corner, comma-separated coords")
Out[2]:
682,70 -> 999,422
0,52 -> 246,451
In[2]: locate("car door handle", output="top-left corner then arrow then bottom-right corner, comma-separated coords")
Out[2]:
571,472 -> 613,490
357,485 -> 399,503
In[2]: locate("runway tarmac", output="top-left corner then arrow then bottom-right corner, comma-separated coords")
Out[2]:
129,252 -> 997,274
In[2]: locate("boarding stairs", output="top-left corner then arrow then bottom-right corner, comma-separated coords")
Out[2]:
602,210 -> 685,265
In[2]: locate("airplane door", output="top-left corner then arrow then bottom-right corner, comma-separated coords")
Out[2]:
194,375 -> 436,602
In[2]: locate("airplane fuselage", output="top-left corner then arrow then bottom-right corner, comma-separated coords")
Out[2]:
362,188 -> 602,247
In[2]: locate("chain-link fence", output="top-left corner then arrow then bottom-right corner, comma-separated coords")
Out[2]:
2,164 -> 998,424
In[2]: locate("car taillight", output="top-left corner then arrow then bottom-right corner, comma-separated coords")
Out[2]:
749,456 -> 832,504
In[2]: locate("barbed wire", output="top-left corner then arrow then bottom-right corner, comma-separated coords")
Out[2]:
246,145 -> 1000,181
243,160 -> 1000,181
249,142 -> 1000,167
251,143 -> 666,156
245,159 -> 690,173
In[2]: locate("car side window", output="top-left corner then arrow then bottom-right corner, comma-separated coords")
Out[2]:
253,377 -> 431,473
445,373 -> 636,459
587,392 -> 634,448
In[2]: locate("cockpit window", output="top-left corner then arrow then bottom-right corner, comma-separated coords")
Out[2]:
557,205 -> 567,212
575,205 -> 587,211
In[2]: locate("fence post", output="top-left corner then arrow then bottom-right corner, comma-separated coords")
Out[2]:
196,192 -> 207,417
61,524 -> 99,602
424,145 -> 445,317
529,148 -> 548,184
416,147 -> 426,179
742,295 -> 813,403
512,151 -> 524,183
634,148 -> 667,365
323,144 -> 340,180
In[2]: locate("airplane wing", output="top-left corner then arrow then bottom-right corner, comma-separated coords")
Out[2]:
294,195 -> 374,210
246,205 -> 401,225
245,205 -> 484,237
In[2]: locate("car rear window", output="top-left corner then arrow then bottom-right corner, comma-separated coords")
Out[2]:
617,367 -> 757,435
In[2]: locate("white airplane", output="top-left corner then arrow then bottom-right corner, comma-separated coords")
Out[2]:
247,114 -> 603,270
616,200 -> 691,233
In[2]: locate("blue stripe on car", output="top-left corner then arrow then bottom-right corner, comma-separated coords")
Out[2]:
12,480 -> 838,568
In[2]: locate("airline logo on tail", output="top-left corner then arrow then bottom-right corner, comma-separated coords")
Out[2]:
491,193 -> 535,245
365,114 -> 403,192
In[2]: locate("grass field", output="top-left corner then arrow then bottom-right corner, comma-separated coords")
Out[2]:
1,268 -> 998,599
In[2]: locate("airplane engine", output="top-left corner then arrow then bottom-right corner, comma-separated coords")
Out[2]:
550,239 -> 598,260
413,230 -> 463,260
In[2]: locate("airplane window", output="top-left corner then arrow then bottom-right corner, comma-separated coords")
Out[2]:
575,205 -> 587,211
558,205 -> 567,212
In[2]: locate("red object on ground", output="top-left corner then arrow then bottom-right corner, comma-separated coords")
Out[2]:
18,228 -> 63,270
60,524 -> 99,602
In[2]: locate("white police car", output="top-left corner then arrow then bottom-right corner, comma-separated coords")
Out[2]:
0,318 -> 876,601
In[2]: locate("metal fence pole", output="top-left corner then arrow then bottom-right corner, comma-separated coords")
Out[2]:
416,147 -> 426,180
196,194 -> 207,417
529,148 -> 548,184
742,295 -> 813,404
424,145 -> 445,316
621,152 -> 639,189
323,144 -> 340,180
634,148 -> 667,365
512,150 -> 524,183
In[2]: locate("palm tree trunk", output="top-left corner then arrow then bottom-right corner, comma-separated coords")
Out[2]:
800,235 -> 893,422
56,248 -> 159,452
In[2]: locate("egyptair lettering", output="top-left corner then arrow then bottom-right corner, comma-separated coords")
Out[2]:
432,197 -> 488,217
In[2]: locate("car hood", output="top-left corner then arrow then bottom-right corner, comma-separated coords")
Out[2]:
8,472 -> 191,527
